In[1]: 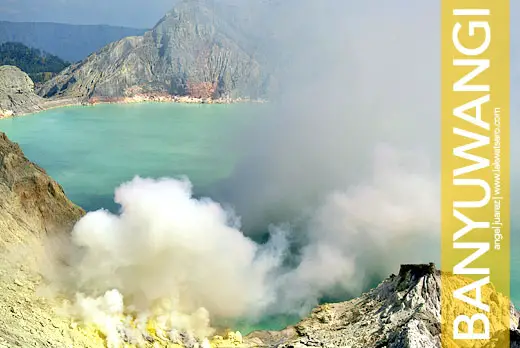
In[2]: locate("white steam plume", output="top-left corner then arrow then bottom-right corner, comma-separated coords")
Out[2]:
274,145 -> 439,315
42,177 -> 288,343
215,0 -> 440,234
42,143 -> 438,341
41,0 -> 443,344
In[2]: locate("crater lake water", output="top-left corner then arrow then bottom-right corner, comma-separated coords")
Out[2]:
0,102 -> 301,333
1,103 -> 519,326
0,103 -> 254,212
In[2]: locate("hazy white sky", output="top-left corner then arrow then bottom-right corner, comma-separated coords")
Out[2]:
0,0 -> 173,28
0,0 -> 516,33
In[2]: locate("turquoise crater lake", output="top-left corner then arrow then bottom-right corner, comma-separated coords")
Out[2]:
0,103 -> 519,318
0,103 -> 254,212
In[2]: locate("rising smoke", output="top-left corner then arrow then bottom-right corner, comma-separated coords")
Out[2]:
40,0 -> 440,344
41,177 -> 288,344
212,0 -> 441,295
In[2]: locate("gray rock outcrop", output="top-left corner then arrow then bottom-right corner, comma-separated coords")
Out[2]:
245,263 -> 520,348
0,65 -> 45,117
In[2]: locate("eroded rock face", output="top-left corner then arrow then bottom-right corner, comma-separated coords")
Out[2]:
0,132 -> 84,247
245,263 -> 520,348
0,65 -> 45,117
38,0 -> 271,101
0,132 -> 101,347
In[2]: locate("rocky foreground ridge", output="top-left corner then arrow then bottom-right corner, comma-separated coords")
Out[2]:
0,131 -> 519,347
247,264 -> 520,348
38,0 -> 272,102
0,132 -> 84,247
0,131 -> 97,347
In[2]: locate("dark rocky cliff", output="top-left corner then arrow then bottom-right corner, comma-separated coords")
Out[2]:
38,0 -> 272,100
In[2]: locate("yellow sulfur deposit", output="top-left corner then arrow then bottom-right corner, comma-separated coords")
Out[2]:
67,305 -> 249,348
209,330 -> 245,347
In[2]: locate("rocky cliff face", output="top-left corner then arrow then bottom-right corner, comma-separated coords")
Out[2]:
0,65 -> 45,117
245,263 -> 520,348
0,132 -> 98,347
38,0 -> 271,101
0,132 -> 84,248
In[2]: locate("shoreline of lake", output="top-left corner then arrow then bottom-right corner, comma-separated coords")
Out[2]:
0,93 -> 267,119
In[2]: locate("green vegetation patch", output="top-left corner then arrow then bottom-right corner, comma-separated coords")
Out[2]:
0,42 -> 70,83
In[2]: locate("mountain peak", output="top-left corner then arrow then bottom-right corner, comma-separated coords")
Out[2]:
39,0 -> 270,101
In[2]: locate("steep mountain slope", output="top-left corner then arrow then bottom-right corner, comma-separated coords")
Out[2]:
0,21 -> 146,62
0,132 -> 100,347
0,132 -> 84,247
38,0 -> 271,100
